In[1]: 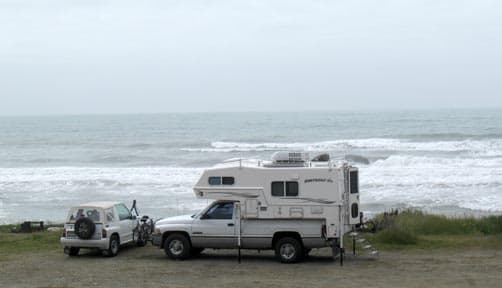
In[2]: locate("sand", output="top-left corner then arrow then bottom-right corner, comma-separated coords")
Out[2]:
1,246 -> 501,288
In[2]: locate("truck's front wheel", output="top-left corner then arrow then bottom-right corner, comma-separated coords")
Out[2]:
164,234 -> 191,260
275,237 -> 303,263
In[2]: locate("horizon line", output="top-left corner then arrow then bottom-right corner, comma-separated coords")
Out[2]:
1,106 -> 501,117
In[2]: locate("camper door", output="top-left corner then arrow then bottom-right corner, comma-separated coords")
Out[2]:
348,169 -> 360,225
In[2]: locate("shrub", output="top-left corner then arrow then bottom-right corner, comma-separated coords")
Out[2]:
375,226 -> 418,245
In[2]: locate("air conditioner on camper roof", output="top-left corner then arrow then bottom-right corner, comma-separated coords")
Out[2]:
271,151 -> 309,164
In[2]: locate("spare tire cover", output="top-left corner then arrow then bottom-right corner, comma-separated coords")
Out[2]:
75,218 -> 96,239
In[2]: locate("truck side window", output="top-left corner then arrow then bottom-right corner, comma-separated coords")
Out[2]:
203,202 -> 234,220
271,182 -> 284,196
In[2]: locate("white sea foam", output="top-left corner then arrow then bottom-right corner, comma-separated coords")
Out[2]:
1,152 -> 501,224
362,155 -> 502,212
181,138 -> 502,156
0,167 -> 209,224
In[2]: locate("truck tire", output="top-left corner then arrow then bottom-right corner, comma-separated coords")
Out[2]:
74,218 -> 96,240
164,234 -> 191,260
275,237 -> 303,263
103,235 -> 120,257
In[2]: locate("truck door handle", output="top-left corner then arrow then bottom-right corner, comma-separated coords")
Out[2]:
227,223 -> 234,227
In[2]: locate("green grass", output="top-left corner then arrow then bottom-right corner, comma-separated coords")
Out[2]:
0,225 -> 62,261
0,224 -> 18,233
2,212 -> 502,258
357,211 -> 502,251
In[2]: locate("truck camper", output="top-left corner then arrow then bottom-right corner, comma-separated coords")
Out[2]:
153,152 -> 364,263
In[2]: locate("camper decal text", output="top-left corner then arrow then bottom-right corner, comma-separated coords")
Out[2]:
304,178 -> 333,184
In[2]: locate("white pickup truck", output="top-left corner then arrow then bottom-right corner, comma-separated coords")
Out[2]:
153,152 -> 364,263
152,200 -> 326,263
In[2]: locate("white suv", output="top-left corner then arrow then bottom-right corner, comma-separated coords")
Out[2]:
60,201 -> 149,257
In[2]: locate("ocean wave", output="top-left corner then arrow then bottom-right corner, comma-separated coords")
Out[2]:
362,155 -> 502,212
181,138 -> 502,156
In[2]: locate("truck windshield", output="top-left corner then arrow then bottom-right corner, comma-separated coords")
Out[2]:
67,207 -> 102,223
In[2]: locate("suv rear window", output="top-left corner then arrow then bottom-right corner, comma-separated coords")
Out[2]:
67,207 -> 102,223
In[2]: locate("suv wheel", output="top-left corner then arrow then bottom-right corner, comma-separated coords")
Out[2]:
68,247 -> 80,256
164,234 -> 191,260
104,235 -> 120,257
275,237 -> 303,263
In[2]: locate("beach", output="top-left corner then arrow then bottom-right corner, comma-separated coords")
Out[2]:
1,246 -> 501,288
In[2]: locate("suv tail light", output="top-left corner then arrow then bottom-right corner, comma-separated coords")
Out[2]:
102,229 -> 107,238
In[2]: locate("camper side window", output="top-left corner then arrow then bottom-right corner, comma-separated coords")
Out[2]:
271,182 -> 284,196
208,176 -> 235,185
271,181 -> 299,197
350,171 -> 358,194
286,181 -> 298,196
209,177 -> 222,185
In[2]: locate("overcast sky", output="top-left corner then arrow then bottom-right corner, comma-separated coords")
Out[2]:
1,0 -> 501,115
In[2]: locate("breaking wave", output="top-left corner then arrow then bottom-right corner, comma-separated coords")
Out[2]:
362,155 -> 502,212
181,138 -> 502,156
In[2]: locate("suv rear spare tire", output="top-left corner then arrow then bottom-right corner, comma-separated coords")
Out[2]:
74,218 -> 96,240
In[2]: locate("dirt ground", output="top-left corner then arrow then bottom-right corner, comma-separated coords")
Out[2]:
1,245 -> 501,288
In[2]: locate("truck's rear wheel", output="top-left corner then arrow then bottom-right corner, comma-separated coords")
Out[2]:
275,237 -> 303,263
164,234 -> 191,260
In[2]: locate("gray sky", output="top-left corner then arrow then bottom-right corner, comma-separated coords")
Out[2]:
1,0 -> 501,115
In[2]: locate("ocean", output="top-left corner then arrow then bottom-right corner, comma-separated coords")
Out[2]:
1,109 -> 501,224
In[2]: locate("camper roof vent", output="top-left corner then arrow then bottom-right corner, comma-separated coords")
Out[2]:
263,151 -> 309,167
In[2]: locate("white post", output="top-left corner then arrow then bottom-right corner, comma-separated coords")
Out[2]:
236,202 -> 241,247
236,202 -> 242,263
340,205 -> 344,263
